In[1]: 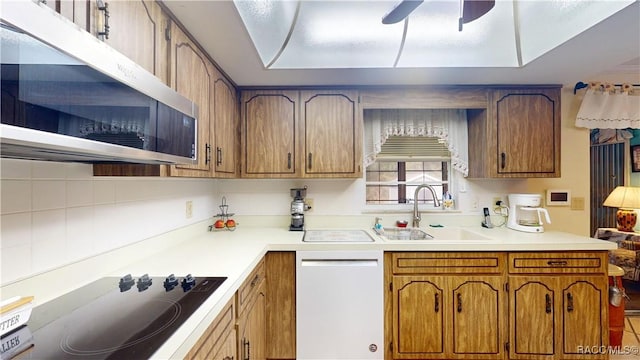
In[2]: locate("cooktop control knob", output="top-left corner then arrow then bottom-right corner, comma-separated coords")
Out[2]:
136,274 -> 153,292
181,274 -> 196,292
119,274 -> 135,292
164,274 -> 179,291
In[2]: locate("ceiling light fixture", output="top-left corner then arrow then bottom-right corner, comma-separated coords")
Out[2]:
382,0 -> 424,25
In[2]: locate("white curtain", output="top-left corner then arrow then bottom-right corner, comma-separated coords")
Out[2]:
576,82 -> 640,129
364,109 -> 469,176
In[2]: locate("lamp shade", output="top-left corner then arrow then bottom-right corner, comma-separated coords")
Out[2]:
603,186 -> 640,209
604,186 -> 640,232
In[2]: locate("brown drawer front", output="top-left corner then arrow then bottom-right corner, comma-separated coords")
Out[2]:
187,297 -> 235,360
508,252 -> 606,274
391,252 -> 505,274
238,258 -> 266,313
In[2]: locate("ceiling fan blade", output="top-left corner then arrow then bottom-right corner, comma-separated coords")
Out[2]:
462,0 -> 495,24
382,0 -> 424,24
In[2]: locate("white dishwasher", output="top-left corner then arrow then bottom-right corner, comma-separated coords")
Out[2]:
296,249 -> 384,360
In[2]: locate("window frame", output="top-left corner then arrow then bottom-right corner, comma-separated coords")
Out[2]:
364,158 -> 451,209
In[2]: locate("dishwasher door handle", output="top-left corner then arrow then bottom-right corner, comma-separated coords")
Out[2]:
300,259 -> 379,267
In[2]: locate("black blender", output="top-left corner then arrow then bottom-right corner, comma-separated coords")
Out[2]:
290,186 -> 311,231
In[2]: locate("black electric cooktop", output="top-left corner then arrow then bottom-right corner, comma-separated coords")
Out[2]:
0,274 -> 226,359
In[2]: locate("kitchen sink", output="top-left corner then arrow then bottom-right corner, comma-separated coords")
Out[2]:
377,227 -> 434,240
377,227 -> 492,241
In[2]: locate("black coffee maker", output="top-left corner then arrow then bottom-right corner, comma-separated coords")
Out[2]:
290,186 -> 310,231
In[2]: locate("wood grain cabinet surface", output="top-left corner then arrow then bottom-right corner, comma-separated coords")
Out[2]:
237,258 -> 267,360
386,251 -> 609,360
186,297 -> 237,360
468,87 -> 561,178
213,70 -> 240,178
241,89 -> 361,178
507,252 -> 608,360
241,90 -> 300,177
386,252 -> 507,360
265,252 -> 296,360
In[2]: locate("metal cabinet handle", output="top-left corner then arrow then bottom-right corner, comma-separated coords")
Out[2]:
547,260 -> 568,266
223,356 -> 234,360
205,144 -> 212,164
457,293 -> 463,313
500,152 -> 506,169
434,293 -> 439,313
567,293 -> 574,312
216,147 -> 222,166
545,294 -> 552,313
308,153 -> 313,169
287,152 -> 292,169
242,338 -> 250,360
250,274 -> 260,288
96,0 -> 110,40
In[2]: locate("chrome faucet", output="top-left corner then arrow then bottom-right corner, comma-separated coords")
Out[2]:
412,184 -> 441,228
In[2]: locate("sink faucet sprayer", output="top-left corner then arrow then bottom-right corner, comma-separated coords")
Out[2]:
412,184 -> 441,228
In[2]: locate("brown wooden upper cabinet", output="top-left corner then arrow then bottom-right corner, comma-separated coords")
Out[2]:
167,23 -> 212,177
213,70 -> 239,178
300,90 -> 362,178
241,89 -> 362,179
468,87 -> 561,178
90,0 -> 169,84
241,90 -> 300,178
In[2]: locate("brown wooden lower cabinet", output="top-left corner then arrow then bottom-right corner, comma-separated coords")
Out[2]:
185,297 -> 236,360
386,251 -> 609,360
265,252 -> 296,360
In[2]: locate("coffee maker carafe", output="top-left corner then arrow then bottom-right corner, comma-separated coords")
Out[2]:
290,186 -> 311,231
507,194 -> 551,233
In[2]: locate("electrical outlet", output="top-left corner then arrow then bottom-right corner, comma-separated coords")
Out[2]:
306,198 -> 314,211
186,200 -> 193,218
471,198 -> 479,209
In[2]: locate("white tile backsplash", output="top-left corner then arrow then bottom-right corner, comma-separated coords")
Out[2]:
0,157 -> 523,285
32,180 -> 66,211
0,159 -> 219,285
66,180 -> 94,207
1,180 -> 32,214
31,209 -> 67,273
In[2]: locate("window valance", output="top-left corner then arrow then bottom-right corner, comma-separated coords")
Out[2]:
364,109 -> 469,177
576,82 -> 640,129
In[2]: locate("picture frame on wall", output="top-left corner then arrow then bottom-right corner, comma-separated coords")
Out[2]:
632,145 -> 640,172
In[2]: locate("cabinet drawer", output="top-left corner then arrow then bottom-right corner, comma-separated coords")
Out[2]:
391,252 -> 505,274
186,297 -> 235,360
238,258 -> 266,314
508,252 -> 607,274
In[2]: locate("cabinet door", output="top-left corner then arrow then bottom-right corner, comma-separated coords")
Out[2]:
213,71 -> 238,177
493,88 -> 560,177
238,281 -> 267,360
90,0 -> 168,83
211,329 -> 237,360
45,0 -> 91,31
451,276 -> 504,359
509,276 -> 556,359
392,276 -> 446,359
559,276 -> 608,360
168,24 -> 212,176
265,252 -> 296,359
241,91 -> 299,177
300,90 -> 361,177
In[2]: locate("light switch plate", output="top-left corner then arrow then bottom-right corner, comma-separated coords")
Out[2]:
570,197 -> 585,210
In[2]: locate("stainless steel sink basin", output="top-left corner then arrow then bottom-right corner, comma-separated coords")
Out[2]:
377,227 -> 433,240
377,227 -> 492,241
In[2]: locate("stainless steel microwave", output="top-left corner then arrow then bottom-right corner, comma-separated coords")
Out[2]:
0,0 -> 198,165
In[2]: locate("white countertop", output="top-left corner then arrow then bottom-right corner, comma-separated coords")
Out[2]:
3,223 -> 617,359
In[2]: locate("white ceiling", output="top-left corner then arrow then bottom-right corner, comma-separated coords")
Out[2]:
162,0 -> 640,88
